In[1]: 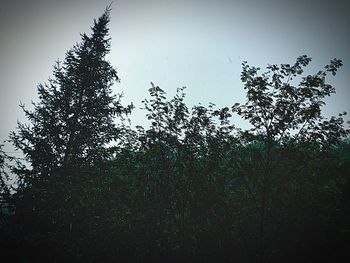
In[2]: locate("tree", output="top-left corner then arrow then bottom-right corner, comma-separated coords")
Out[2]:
7,7 -> 133,262
3,12 -> 349,260
10,6 -> 131,182
232,55 -> 350,262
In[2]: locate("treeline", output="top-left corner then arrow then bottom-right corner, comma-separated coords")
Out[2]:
1,7 -> 350,263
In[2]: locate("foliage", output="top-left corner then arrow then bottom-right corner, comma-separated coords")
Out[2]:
235,55 -> 348,145
9,6 -> 132,182
1,7 -> 350,263
232,55 -> 350,261
0,145 -> 10,201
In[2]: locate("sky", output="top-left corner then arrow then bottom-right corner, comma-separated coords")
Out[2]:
1,0 -> 350,154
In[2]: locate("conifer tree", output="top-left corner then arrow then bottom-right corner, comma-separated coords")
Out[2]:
10,6 -> 131,181
6,7 -> 133,261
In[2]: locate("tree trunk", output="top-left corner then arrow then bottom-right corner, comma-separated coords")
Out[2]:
259,141 -> 272,263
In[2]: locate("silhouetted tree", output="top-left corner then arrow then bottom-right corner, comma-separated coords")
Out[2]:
10,6 -> 131,180
232,55 -> 349,262
8,7 -> 132,262
2,5 -> 349,260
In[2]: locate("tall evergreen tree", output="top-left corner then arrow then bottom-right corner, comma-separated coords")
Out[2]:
10,6 -> 131,181
6,7 -> 133,262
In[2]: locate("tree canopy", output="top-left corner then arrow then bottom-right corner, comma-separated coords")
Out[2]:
1,7 -> 350,263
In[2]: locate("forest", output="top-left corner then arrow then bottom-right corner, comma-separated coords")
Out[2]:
1,7 -> 350,263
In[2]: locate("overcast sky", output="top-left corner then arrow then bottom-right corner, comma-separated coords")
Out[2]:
1,0 -> 349,153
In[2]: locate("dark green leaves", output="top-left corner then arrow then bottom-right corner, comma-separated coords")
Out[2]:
3,10 -> 350,260
233,55 -> 349,145
10,7 -> 131,174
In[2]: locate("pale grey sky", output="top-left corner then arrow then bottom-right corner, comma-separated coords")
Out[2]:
1,0 -> 349,153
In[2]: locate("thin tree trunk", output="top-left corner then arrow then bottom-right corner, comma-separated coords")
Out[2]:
259,176 -> 267,263
259,142 -> 272,263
